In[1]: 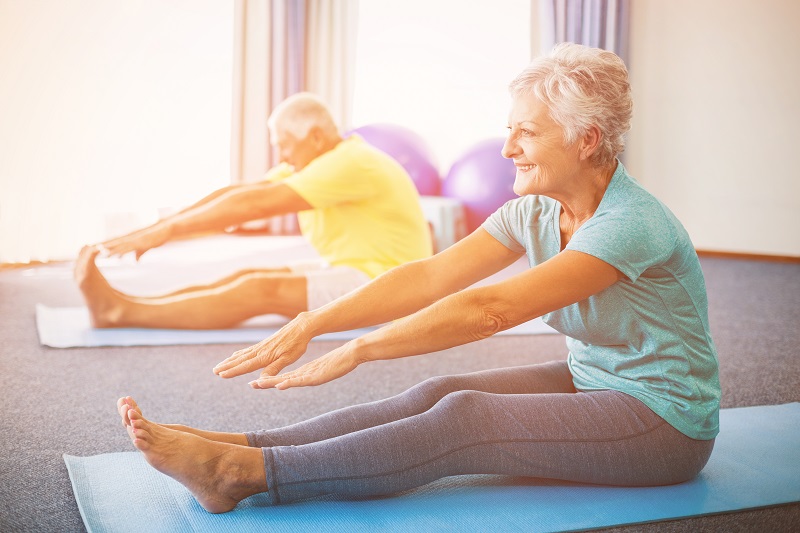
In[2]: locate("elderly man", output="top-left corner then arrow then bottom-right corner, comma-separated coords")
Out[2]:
75,93 -> 433,329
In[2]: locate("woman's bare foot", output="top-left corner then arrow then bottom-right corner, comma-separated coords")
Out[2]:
123,400 -> 266,513
74,246 -> 128,327
117,397 -> 249,446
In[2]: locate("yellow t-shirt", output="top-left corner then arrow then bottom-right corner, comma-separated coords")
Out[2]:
264,135 -> 433,278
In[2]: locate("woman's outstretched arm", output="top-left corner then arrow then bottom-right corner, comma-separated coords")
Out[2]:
213,229 -> 522,380
252,249 -> 622,390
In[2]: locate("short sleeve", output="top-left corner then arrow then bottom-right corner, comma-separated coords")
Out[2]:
566,204 -> 677,283
282,143 -> 378,208
481,198 -> 528,254
261,163 -> 294,183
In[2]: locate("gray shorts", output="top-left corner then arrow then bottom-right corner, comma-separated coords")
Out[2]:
288,260 -> 371,311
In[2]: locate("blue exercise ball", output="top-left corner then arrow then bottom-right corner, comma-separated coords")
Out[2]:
350,123 -> 441,196
442,138 -> 517,233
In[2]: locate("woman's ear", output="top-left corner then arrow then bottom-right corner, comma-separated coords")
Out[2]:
579,125 -> 603,161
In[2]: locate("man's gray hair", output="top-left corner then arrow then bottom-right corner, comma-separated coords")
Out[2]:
268,92 -> 339,139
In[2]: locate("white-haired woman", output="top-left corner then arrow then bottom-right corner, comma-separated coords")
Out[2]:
117,43 -> 720,513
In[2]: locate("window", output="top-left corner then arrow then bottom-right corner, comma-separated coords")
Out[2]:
352,0 -> 531,172
0,1 -> 232,263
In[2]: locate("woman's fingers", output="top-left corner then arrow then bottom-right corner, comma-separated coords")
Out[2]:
213,345 -> 262,377
214,344 -> 295,379
250,350 -> 357,391
215,325 -> 311,379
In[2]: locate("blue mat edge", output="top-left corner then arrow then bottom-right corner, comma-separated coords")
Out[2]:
63,456 -> 93,532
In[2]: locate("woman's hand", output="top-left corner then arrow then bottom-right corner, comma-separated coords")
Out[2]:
213,316 -> 315,380
249,341 -> 363,390
101,222 -> 172,260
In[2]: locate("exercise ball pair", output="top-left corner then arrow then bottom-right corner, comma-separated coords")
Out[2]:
351,124 -> 516,233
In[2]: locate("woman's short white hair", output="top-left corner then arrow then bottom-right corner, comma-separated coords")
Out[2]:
268,92 -> 339,140
509,42 -> 632,166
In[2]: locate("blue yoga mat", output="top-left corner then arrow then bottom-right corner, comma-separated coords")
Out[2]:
64,403 -> 800,532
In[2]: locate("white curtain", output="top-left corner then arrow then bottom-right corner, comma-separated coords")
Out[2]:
229,0 -> 358,235
230,0 -> 359,185
306,0 -> 359,133
536,0 -> 630,64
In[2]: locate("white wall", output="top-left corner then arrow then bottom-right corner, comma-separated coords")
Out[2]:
0,1 -> 232,263
626,0 -> 800,257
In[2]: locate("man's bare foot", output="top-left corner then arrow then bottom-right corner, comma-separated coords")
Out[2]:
117,397 -> 248,446
124,401 -> 266,513
74,246 -> 127,328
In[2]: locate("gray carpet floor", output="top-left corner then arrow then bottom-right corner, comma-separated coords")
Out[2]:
1,256 -> 798,532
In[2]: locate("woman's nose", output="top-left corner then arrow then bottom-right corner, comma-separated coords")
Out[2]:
501,135 -> 518,159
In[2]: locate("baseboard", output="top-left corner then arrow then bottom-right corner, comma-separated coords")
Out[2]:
0,260 -> 53,270
696,249 -> 800,264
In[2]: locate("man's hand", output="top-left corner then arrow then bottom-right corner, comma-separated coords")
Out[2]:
101,222 -> 172,260
213,317 -> 315,381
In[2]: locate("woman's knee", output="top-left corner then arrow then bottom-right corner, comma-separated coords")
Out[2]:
432,389 -> 488,418
404,374 -> 468,400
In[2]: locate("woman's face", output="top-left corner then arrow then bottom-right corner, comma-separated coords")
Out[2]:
502,95 -> 582,197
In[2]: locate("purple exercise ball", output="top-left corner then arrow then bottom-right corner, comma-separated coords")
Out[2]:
350,123 -> 441,196
442,138 -> 517,233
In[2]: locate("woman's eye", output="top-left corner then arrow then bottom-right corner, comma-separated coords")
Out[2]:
521,129 -> 533,136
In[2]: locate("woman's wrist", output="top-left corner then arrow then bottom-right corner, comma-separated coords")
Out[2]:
294,310 -> 323,339
348,335 -> 375,365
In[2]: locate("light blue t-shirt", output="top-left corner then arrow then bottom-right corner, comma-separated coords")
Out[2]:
482,162 -> 720,440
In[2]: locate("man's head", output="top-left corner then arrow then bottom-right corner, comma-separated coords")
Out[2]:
268,93 -> 342,171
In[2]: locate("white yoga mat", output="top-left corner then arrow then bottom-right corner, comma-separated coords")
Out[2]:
34,234 -> 555,348
35,304 -> 557,348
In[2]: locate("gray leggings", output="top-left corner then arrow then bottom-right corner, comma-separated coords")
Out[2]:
245,360 -> 714,505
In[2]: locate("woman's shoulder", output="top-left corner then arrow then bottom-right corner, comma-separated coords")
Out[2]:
601,169 -> 681,234
502,194 -> 558,221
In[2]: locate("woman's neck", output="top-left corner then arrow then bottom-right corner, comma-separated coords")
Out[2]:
558,161 -> 617,222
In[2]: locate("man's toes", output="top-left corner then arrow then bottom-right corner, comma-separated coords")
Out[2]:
78,245 -> 98,263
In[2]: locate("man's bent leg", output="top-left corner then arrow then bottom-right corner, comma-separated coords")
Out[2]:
288,263 -> 371,311
76,246 -> 308,329
161,267 -> 292,298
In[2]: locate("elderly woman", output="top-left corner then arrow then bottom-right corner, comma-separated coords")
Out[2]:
118,43 -> 720,513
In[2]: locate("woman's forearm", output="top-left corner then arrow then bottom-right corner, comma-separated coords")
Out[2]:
299,230 -> 524,338
350,285 -> 508,364
299,258 -> 460,336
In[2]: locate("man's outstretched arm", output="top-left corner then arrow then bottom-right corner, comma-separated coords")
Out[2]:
101,183 -> 311,259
